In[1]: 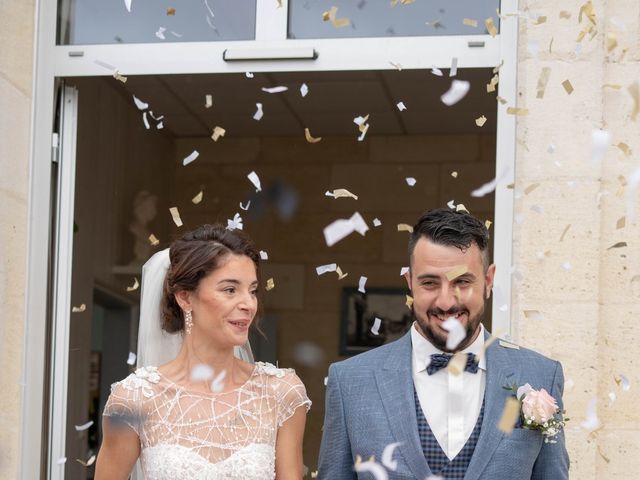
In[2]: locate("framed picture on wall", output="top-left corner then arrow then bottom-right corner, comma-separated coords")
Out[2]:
340,287 -> 413,356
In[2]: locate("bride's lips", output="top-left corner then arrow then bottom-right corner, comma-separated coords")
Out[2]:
228,319 -> 250,331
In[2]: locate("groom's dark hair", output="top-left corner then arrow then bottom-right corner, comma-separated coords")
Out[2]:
408,208 -> 491,271
161,224 -> 262,334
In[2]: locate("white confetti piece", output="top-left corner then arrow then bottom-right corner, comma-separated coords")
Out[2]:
324,376 -> 328,386
76,455 -> 96,467
191,364 -> 214,381
561,261 -> 572,270
354,460 -> 388,480
247,170 -> 262,192
471,166 -> 510,197
405,177 -> 416,186
371,317 -> 382,335
300,83 -> 309,97
261,86 -> 288,94
253,103 -> 264,121
591,129 -> 610,165
211,126 -> 226,142
396,101 -> 407,111
447,199 -> 456,209
155,27 -> 166,40
316,263 -> 337,275
450,57 -> 459,77
127,352 -> 136,365
381,441 -> 403,471
169,207 -> 183,227
323,212 -> 369,247
430,67 -> 443,76
325,189 -> 358,200
246,72 -> 254,78
616,374 -> 631,392
239,201 -> 251,211
124,0 -> 132,12
72,304 -> 86,313
358,276 -> 367,293
170,31 -> 182,38
441,80 -> 470,106
211,370 -> 226,393
182,150 -> 199,166
57,457 -> 67,465
442,316 -> 466,350
142,112 -> 150,129
259,250 -> 268,260
547,143 -> 556,154
133,95 -> 148,110
373,218 -> 382,227
580,398 -> 600,432
608,392 -> 617,403
400,266 -> 409,276
74,420 -> 93,431
126,277 -> 139,292
156,121 -> 164,129
205,94 -> 213,108
192,190 -> 204,205
226,213 -> 243,231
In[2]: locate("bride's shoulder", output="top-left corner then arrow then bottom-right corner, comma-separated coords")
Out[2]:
111,366 -> 162,398
254,362 -> 302,383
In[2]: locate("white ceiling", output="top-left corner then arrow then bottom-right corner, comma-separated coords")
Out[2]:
115,68 -> 498,138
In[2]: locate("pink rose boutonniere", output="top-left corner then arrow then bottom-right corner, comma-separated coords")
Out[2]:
505,383 -> 569,443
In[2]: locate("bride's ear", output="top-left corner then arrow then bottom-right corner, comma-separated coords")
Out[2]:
174,290 -> 192,311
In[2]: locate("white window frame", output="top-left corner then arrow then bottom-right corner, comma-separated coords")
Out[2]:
22,0 -> 518,477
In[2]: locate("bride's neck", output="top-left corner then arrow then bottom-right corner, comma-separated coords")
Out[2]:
166,337 -> 237,380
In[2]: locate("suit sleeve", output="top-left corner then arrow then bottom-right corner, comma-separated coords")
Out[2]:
531,361 -> 570,480
317,363 -> 356,480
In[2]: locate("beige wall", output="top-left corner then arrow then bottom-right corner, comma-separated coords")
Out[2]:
512,0 -> 640,477
0,0 -> 34,478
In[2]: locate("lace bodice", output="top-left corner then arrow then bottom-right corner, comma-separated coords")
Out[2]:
103,362 -> 311,479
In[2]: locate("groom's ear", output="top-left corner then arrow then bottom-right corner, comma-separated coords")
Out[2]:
403,268 -> 413,292
174,290 -> 192,311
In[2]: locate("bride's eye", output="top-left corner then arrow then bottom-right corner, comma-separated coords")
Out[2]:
250,289 -> 258,296
223,287 -> 236,294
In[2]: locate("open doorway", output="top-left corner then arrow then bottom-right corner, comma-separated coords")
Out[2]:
63,68 -> 496,476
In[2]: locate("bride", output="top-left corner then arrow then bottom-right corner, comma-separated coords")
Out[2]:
95,224 -> 311,479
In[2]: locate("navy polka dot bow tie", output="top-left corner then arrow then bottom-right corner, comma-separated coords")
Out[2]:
426,352 -> 480,375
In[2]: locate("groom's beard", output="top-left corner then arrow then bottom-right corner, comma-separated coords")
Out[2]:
414,302 -> 486,353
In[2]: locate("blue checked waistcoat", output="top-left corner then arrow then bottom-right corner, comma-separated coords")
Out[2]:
414,388 -> 485,479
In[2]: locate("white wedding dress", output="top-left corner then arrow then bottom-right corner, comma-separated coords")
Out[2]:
103,362 -> 311,479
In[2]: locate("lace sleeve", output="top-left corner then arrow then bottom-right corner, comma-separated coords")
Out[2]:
274,369 -> 311,428
102,374 -> 144,435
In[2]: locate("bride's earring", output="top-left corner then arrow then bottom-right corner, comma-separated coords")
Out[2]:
184,309 -> 193,335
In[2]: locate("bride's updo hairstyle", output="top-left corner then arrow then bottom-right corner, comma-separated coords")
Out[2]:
161,224 -> 261,334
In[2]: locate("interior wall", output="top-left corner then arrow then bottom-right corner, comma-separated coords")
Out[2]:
172,132 -> 496,468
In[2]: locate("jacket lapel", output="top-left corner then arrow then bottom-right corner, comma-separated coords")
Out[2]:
374,331 -> 432,479
464,332 -> 516,480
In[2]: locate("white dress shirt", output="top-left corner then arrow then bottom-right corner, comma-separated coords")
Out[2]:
411,322 -> 487,460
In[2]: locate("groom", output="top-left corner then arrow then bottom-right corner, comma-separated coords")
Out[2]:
318,208 -> 569,479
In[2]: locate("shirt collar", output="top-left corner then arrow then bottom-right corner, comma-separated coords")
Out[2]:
411,322 -> 487,373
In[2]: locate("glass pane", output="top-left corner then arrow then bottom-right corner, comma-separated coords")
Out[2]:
58,0 -> 256,45
288,0 -> 500,39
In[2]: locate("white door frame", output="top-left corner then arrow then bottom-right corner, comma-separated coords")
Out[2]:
22,0 -> 518,476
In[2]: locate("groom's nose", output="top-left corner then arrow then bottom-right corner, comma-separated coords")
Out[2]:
434,284 -> 458,312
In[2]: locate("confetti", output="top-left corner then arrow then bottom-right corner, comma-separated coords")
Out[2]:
559,10 -> 571,19
446,352 -> 468,376
506,107 -> 529,116
211,126 -> 226,142
445,265 -> 468,282
316,263 -> 337,275
226,213 -> 243,231
74,420 -> 93,431
485,220 -> 492,229
486,74 -> 499,93
353,114 -> 370,141
606,32 -> 618,53
239,200 -> 250,211
142,112 -> 150,130
259,250 -> 268,260
389,61 -> 403,71
72,304 -> 86,313
191,364 -> 214,381
536,67 -> 551,98
127,352 -> 136,365
246,72 -> 254,78
451,171 -> 458,178
442,316 -> 466,350
305,128 -> 322,143
615,374 -> 631,392
381,442 -> 402,470
126,277 -> 139,292
496,96 -> 508,105
485,17 -> 497,37
322,6 -> 350,28
156,121 -> 164,130
396,101 -> 407,111
498,397 -> 521,433
405,295 -> 413,308
616,216 -> 625,229
167,7 -> 176,15
373,218 -> 382,227
405,177 -> 416,186
261,86 -> 288,94
323,212 -> 369,247
616,142 -> 631,156
169,207 -> 183,227
123,0 -> 132,12
524,310 -> 544,321
203,94 -> 213,108
449,57 -> 458,77
629,82 -> 639,121
607,241 -> 627,250
265,278 -> 275,291
76,455 -> 96,467
300,83 -> 309,97
57,457 -> 67,465
400,267 -> 409,276
561,261 -> 572,270
371,317 -> 382,335
326,189 -> 358,200
524,183 -> 540,195
113,71 -> 127,83
336,266 -> 349,280
148,233 -> 160,246
463,18 -> 478,27
533,15 -> 547,25
358,276 -> 367,293
247,171 -> 262,192
211,370 -> 226,393
561,79 -> 574,95
559,224 -> 571,242
591,129 -> 611,164
397,223 -> 413,233
580,398 -> 600,432
354,460 -> 388,480
192,190 -> 203,205
456,204 -> 469,213
253,103 -> 264,121
441,80 -> 471,106
155,27 -> 166,40
471,166 -> 510,197
475,115 -> 487,127
182,150 -> 199,166
430,67 -> 443,77
133,95 -> 148,110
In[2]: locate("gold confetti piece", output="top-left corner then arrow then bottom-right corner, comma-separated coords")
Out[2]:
405,295 -> 413,309
607,241 -> 627,250
628,82 -> 639,121
149,233 -> 160,246
447,352 -> 468,375
72,304 -> 86,313
451,171 -> 458,178
616,216 -> 626,229
579,1 -> 596,26
559,10 -> 571,19
265,278 -> 275,291
425,19 -> 443,29
389,61 -> 403,71
559,224 -> 571,242
485,18 -> 497,37
475,115 -> 487,127
455,203 -> 469,213
524,183 -> 540,195
126,278 -> 139,292
562,79 -> 574,95
322,6 -> 350,28
446,264 -> 468,281
463,18 -> 478,27
536,67 -> 551,99
498,397 -> 521,433
305,128 -> 322,143
597,445 -> 611,463
113,71 -> 127,83
397,223 -> 413,233
322,10 -> 331,21
169,207 -> 183,227
616,142 -> 632,156
507,107 -> 529,116
167,7 -> 176,15
486,73 -> 499,93
496,96 -> 508,105
492,61 -> 504,74
192,190 -> 204,205
603,84 -> 622,90
548,36 -> 554,53
533,15 -> 547,25
276,0 -> 282,7
336,266 -> 348,280
326,188 -> 358,200
211,126 -> 226,142
485,220 -> 492,230
606,32 -> 618,53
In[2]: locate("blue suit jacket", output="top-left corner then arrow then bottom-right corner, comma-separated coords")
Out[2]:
318,330 -> 569,479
